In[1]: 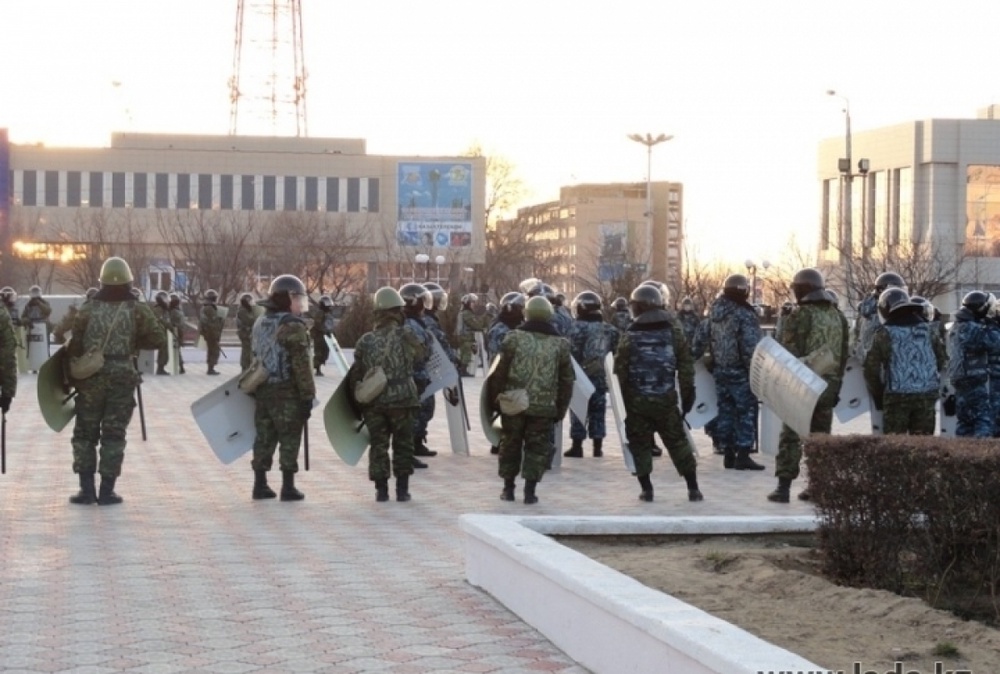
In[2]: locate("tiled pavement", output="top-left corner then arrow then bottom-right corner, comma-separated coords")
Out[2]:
0,348 -> 822,674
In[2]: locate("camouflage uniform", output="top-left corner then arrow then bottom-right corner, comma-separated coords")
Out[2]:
250,311 -> 315,473
611,308 -> 632,334
853,294 -> 879,361
615,309 -> 698,480
864,310 -> 946,436
676,308 -> 701,346
168,298 -> 186,374
22,295 -> 52,326
947,307 -> 994,437
458,307 -> 486,375
774,301 -> 849,480
350,311 -> 425,481
0,304 -> 17,409
308,305 -> 336,372
417,311 -> 459,447
486,315 -> 520,363
551,305 -> 574,337
199,304 -> 224,373
151,297 -> 172,372
402,312 -> 435,447
52,304 -> 79,344
568,316 -> 619,442
236,303 -> 256,371
69,293 -> 165,479
487,320 -> 573,483
699,294 -> 762,456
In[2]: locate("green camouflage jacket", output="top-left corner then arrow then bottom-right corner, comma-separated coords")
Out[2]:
488,320 -> 574,419
199,305 -> 224,340
0,304 -> 17,399
236,306 -> 256,342
780,300 -> 849,397
350,310 -> 424,408
70,299 -> 165,379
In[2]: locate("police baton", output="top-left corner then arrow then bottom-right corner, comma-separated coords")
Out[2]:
303,419 -> 310,471
1,410 -> 6,474
133,359 -> 147,441
456,378 -> 471,431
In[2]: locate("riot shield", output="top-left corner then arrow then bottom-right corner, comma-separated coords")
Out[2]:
749,336 -> 828,439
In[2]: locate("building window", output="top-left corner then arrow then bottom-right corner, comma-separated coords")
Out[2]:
305,176 -> 318,211
177,174 -> 190,209
347,177 -> 360,212
263,176 -> 276,210
896,167 -> 912,244
89,172 -> 103,207
326,177 -> 339,211
67,171 -> 81,207
44,170 -> 59,206
112,172 -> 126,208
198,174 -> 212,210
220,175 -> 233,210
284,176 -> 297,210
134,173 -> 147,208
241,175 -> 255,210
368,178 -> 379,212
22,170 -> 36,206
155,173 -> 169,208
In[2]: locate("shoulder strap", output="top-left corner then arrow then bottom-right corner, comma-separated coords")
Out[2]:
100,302 -> 126,352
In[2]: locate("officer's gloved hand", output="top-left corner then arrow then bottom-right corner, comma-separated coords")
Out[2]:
0,395 -> 11,414
872,395 -> 884,412
299,399 -> 313,420
680,387 -> 695,416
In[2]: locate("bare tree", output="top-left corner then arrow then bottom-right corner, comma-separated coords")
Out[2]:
574,231 -> 653,307
462,143 -> 526,227
482,214 -> 570,298
670,243 -> 730,312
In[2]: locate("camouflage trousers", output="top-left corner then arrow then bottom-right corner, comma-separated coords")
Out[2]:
364,406 -> 417,480
71,372 -> 138,478
498,414 -> 554,482
624,393 -> 696,478
713,371 -> 758,451
251,385 -> 305,473
570,383 -> 608,441
312,333 -> 330,370
205,337 -> 221,369
775,386 -> 837,480
954,378 -> 993,438
459,336 -> 477,373
157,344 -> 169,370
174,331 -> 185,371
882,393 -> 936,435
239,337 -> 252,371
415,391 -> 435,446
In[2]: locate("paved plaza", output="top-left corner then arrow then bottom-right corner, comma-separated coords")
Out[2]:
0,347 -> 818,673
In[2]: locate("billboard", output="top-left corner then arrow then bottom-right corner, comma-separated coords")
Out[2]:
0,129 -> 8,251
396,162 -> 473,248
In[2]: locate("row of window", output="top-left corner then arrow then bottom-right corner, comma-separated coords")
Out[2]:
8,170 -> 380,214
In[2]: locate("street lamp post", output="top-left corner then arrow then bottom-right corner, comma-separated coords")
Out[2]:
434,255 -> 445,285
414,253 -> 429,282
628,133 -> 674,270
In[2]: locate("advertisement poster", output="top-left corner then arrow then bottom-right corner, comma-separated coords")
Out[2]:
397,162 -> 472,248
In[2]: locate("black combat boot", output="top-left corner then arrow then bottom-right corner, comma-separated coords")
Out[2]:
490,445 -> 499,455
396,475 -> 411,502
563,438 -> 583,458
97,475 -> 123,506
592,438 -> 603,458
767,477 -> 792,503
69,473 -> 97,505
315,366 -> 323,377
734,448 -> 765,471
500,478 -> 515,502
178,364 -> 185,374
375,479 -> 390,502
156,366 -> 169,375
723,448 -> 736,469
207,367 -> 220,375
523,480 -> 539,505
637,474 -> 654,502
252,469 -> 277,500
413,440 -> 437,457
684,472 -> 704,502
412,457 -> 428,469
797,487 -> 813,501
280,470 -> 305,501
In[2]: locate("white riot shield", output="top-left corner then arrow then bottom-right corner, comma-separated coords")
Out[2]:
604,352 -> 636,474
26,321 -> 49,371
421,339 -> 460,401
324,334 -> 350,376
441,384 -> 470,455
15,326 -> 28,374
834,356 -> 870,423
190,375 -> 257,464
749,336 -> 828,438
551,420 -> 563,471
137,349 -> 157,375
569,357 -> 596,421
216,306 -> 229,320
165,330 -> 178,375
686,360 -> 717,429
323,376 -> 371,466
759,405 -> 782,456
937,380 -> 957,437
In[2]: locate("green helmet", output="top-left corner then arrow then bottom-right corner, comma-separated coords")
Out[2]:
99,257 -> 133,285
525,296 -> 554,322
374,286 -> 405,310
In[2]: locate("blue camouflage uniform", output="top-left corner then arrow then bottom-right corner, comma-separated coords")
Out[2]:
418,310 -> 460,444
568,316 -> 619,442
947,307 -> 994,437
853,294 -> 879,361
611,309 -> 632,334
699,294 -> 762,454
402,312 -> 436,446
551,305 -> 574,337
676,309 -> 701,346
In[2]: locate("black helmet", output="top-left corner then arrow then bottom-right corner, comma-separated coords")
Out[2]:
572,291 -> 602,317
499,291 -> 526,316
168,292 -> 180,306
629,284 -> 665,317
909,295 -> 934,322
613,297 -> 628,311
86,287 -> 99,300
130,287 -> 145,301
28,285 -> 42,298
268,274 -> 306,311
962,290 -> 994,318
399,283 -> 432,311
877,288 -> 910,322
239,292 -> 254,307
485,302 -> 498,317
723,274 -> 750,301
519,277 -> 544,296
790,268 -> 825,304
640,279 -> 671,307
0,287 -> 16,305
319,295 -> 333,308
553,292 -> 566,307
875,271 -> 906,294
204,289 -> 219,304
679,296 -> 695,311
422,282 -> 448,311
461,293 -> 478,308
155,291 -> 169,305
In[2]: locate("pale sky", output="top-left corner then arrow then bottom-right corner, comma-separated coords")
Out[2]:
4,0 -> 1000,269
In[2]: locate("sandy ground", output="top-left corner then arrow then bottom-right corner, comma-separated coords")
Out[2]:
559,534 -> 1000,673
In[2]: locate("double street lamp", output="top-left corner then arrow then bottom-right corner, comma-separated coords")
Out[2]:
628,132 -> 674,227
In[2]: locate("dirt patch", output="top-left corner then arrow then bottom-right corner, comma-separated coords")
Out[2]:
557,533 -> 999,673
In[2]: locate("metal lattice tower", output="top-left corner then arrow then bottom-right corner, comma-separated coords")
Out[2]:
229,0 -> 308,136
